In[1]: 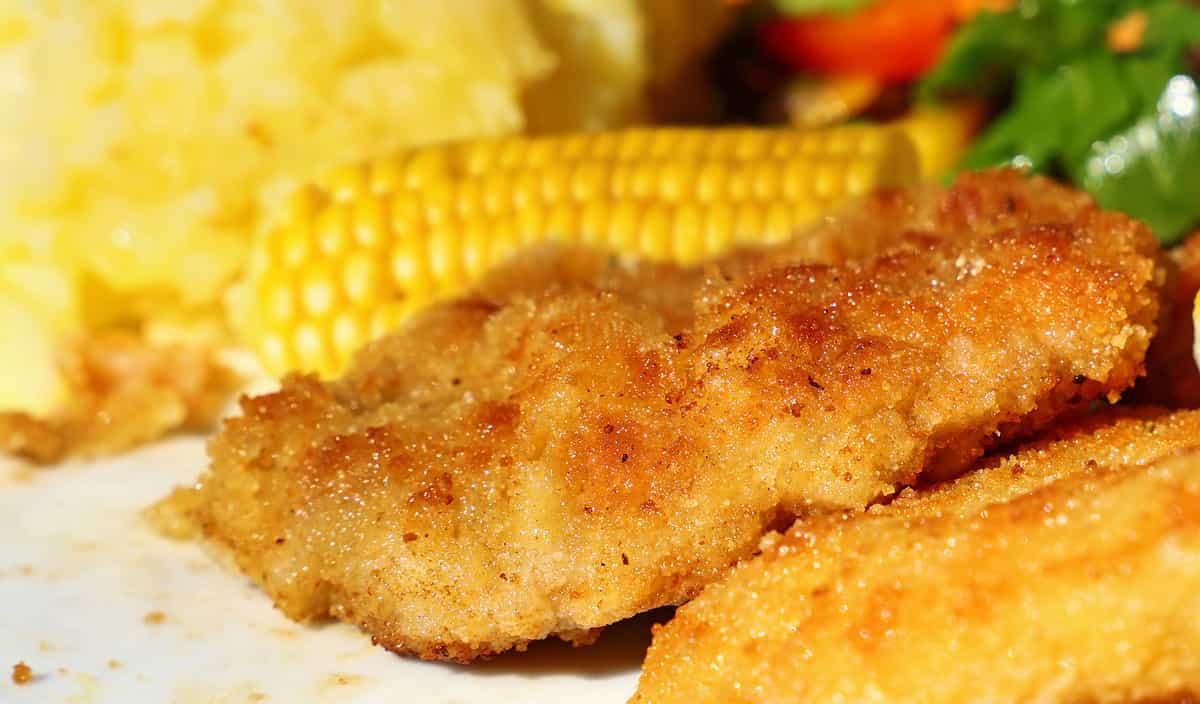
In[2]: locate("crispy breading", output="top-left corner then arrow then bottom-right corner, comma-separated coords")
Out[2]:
1136,231 -> 1200,408
634,409 -> 1200,704
159,171 -> 1161,661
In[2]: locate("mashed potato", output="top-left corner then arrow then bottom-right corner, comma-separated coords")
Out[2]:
0,0 -> 730,414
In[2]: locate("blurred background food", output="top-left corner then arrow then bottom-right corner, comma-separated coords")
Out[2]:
1,0 -> 1197,461
0,0 -> 733,439
725,0 -> 1199,240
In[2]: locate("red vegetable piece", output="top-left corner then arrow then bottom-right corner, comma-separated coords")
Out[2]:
760,0 -> 958,83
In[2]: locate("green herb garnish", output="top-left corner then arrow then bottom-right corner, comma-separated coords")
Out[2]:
922,0 -> 1200,243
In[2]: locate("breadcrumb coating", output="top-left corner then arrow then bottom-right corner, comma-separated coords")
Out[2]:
634,409 -> 1200,704
160,172 -> 1161,661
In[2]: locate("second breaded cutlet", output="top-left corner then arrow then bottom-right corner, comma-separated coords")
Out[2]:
159,171 -> 1162,661
634,408 -> 1200,704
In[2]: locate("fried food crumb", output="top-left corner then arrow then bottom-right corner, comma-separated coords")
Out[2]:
106,660 -> 121,670
319,673 -> 364,691
11,661 -> 33,685
0,414 -> 65,464
0,334 -> 241,465
143,611 -> 166,625
3,464 -> 35,484
247,693 -> 267,702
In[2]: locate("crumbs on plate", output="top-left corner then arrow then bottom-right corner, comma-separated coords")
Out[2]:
11,661 -> 33,685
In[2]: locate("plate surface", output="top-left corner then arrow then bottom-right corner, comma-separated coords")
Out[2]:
0,437 -> 650,703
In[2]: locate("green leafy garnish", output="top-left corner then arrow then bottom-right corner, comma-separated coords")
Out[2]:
922,0 -> 1200,244
1076,76 -> 1200,239
772,0 -> 875,15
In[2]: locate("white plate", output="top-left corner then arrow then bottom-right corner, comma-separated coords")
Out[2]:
0,437 -> 652,703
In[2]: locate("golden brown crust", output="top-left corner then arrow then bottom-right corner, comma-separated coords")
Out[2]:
634,409 -> 1200,704
1135,232 -> 1200,408
10,661 -> 33,686
163,171 -> 1161,661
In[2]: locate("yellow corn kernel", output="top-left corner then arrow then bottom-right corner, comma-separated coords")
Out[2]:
331,311 -> 367,364
894,102 -> 987,179
342,251 -> 386,306
368,156 -> 405,195
258,272 -> 296,327
351,197 -> 388,249
315,205 -> 350,258
427,223 -> 465,288
322,163 -> 368,204
640,204 -> 673,260
460,221 -> 491,279
243,125 -> 920,378
609,200 -> 642,253
258,334 -> 294,377
671,204 -> 703,264
703,203 -> 736,254
293,321 -> 332,377
300,262 -> 339,317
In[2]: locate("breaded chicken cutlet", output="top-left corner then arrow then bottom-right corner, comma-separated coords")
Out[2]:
159,171 -> 1161,661
634,409 -> 1200,704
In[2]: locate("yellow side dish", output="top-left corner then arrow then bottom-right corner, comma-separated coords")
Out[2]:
0,0 -> 731,414
243,125 -> 920,378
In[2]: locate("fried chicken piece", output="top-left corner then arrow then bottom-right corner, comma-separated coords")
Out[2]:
1136,231 -> 1200,408
160,171 -> 1161,661
0,334 -> 240,465
634,409 -> 1200,704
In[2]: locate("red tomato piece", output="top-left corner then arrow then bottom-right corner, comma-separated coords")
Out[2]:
759,0 -> 958,83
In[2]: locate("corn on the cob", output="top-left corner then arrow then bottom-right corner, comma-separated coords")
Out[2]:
244,125 -> 920,378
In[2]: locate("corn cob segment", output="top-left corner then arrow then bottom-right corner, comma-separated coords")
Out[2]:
244,126 -> 920,378
893,102 -> 987,179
